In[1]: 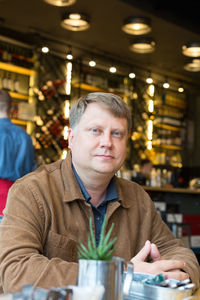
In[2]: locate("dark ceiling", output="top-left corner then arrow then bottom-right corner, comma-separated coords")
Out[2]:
1,0 -> 200,89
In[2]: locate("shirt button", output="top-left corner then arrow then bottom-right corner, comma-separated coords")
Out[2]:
96,217 -> 100,221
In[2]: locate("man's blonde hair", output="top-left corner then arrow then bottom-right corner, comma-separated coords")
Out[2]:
69,92 -> 132,132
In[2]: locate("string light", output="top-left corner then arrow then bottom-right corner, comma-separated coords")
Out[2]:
147,84 -> 155,97
61,150 -> 68,160
63,126 -> 69,140
42,46 -> 185,93
146,140 -> 152,150
163,81 -> 170,89
66,51 -> 73,60
147,119 -> 153,140
65,61 -> 72,95
148,99 -> 154,113
41,46 -> 49,53
178,86 -> 184,93
89,60 -> 96,67
129,72 -> 136,79
34,33 -> 188,94
146,76 -> 153,84
64,100 -> 70,118
109,66 -> 117,73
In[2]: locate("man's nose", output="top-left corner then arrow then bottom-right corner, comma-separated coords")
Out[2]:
99,132 -> 112,147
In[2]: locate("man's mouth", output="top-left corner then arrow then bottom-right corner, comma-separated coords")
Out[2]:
95,154 -> 114,159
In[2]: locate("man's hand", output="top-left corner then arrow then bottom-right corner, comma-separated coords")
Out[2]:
130,240 -> 189,281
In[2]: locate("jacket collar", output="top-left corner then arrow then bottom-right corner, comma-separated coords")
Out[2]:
115,176 -> 135,208
61,151 -> 85,202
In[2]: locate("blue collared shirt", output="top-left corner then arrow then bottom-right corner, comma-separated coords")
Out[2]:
72,165 -> 118,245
0,118 -> 37,181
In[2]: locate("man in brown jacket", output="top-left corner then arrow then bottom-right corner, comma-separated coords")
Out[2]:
0,92 -> 199,293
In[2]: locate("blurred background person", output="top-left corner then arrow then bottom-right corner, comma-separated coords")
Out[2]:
132,158 -> 153,186
0,89 -> 37,215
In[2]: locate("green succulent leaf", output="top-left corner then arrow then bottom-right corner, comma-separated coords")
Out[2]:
77,214 -> 117,261
98,214 -> 107,250
102,223 -> 114,248
89,217 -> 96,249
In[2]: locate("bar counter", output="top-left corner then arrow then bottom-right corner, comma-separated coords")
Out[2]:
142,186 -> 200,216
143,186 -> 200,194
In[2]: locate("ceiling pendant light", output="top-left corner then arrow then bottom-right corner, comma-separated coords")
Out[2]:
43,0 -> 76,6
122,16 -> 151,35
61,13 -> 90,31
182,41 -> 200,57
130,38 -> 156,54
163,79 -> 170,89
184,58 -> 200,72
178,86 -> 184,93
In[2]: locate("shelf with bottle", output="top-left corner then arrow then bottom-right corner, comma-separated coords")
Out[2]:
0,69 -> 29,94
154,116 -> 186,128
154,101 -> 186,112
0,61 -> 36,76
155,92 -> 187,110
34,119 -> 68,163
153,144 -> 183,150
34,79 -> 70,163
155,104 -> 185,119
0,62 -> 37,131
10,97 -> 36,123
0,41 -> 35,68
72,82 -> 125,98
154,123 -> 183,132
9,91 -> 29,101
11,119 -> 28,126
152,149 -> 183,168
72,64 -> 127,98
34,130 -> 62,164
152,164 -> 176,171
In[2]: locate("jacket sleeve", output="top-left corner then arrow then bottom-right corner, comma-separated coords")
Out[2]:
143,190 -> 200,288
0,181 -> 78,293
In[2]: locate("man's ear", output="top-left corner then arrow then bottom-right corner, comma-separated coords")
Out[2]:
68,128 -> 74,149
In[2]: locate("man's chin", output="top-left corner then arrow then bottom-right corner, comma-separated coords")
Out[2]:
93,166 -> 117,176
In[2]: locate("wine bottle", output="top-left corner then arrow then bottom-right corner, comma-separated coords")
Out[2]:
7,72 -> 13,91
14,74 -> 20,92
2,71 -> 9,90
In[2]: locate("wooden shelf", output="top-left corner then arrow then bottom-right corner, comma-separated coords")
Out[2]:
153,144 -> 183,150
143,186 -> 200,194
11,119 -> 28,126
72,82 -> 124,97
155,102 -> 186,111
154,123 -> 182,132
73,82 -> 106,92
0,61 -> 36,76
9,91 -> 29,101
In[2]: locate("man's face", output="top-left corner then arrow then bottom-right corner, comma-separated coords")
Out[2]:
68,102 -> 128,178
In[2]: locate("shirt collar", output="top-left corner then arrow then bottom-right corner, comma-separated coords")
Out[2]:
72,164 -> 118,203
72,165 -> 91,201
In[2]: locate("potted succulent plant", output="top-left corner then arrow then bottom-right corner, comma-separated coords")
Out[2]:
78,215 -> 117,261
77,215 -> 133,300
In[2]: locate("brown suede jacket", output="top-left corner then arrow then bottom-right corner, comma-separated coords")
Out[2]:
0,153 -> 199,293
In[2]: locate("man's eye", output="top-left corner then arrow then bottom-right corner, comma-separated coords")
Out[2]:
113,131 -> 121,136
92,128 -> 100,133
